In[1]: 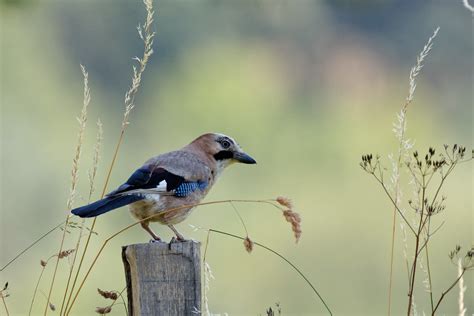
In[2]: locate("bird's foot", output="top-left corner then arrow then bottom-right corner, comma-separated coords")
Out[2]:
170,236 -> 187,243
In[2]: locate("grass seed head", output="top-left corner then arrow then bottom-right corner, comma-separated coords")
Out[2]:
95,306 -> 112,314
283,209 -> 302,243
244,236 -> 254,253
97,288 -> 118,300
276,196 -> 293,209
58,249 -> 75,259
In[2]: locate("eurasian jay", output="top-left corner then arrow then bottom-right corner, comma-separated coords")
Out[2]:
71,133 -> 256,241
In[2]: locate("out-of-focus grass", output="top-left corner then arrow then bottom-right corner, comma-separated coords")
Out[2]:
1,1 -> 472,315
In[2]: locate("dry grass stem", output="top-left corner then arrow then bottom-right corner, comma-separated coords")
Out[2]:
67,1 -> 155,313
38,290 -> 56,313
230,201 -> 249,236
29,255 -> 56,315
207,228 -> 332,315
202,261 -> 215,316
0,220 -> 67,272
61,119 -> 103,315
387,27 -> 439,316
457,259 -> 466,316
202,230 -> 215,316
406,27 -> 439,106
1,282 -> 9,316
29,267 -> 47,315
88,119 -> 103,200
44,64 -> 90,316
123,0 -> 155,129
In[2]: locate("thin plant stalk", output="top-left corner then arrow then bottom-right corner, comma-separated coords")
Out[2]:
431,269 -> 466,315
65,130 -> 122,314
1,295 -> 9,316
407,177 -> 426,315
60,119 -> 103,315
0,220 -> 65,272
207,229 -> 332,316
29,266 -> 46,315
67,2 -> 155,312
43,65 -> 90,316
457,258 -> 466,316
229,201 -> 249,236
387,27 -> 440,315
424,221 -> 434,312
29,255 -> 55,315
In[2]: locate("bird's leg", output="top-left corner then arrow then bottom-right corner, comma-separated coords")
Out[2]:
168,225 -> 186,241
140,221 -> 161,241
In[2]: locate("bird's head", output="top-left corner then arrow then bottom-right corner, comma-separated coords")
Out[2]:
187,133 -> 256,171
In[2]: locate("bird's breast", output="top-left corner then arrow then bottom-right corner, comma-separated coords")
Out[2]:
129,188 -> 210,225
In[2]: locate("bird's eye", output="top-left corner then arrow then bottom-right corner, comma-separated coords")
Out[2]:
221,140 -> 231,149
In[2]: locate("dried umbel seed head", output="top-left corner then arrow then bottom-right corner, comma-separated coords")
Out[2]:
95,306 -> 112,314
243,236 -> 254,253
49,303 -> 56,311
449,245 -> 462,260
276,196 -> 293,209
40,260 -> 47,267
428,147 -> 435,157
283,210 -> 302,243
97,288 -> 118,300
467,248 -> 474,259
58,249 -> 75,259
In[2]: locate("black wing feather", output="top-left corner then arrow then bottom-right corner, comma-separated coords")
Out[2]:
107,166 -> 185,196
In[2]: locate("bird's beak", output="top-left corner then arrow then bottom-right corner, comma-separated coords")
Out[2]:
233,151 -> 257,164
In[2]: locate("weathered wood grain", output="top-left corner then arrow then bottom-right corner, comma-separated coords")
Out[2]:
122,241 -> 201,316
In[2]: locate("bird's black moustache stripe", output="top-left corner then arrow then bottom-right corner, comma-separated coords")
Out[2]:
213,150 -> 233,161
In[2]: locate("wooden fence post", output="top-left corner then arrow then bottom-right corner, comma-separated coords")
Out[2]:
122,241 -> 201,316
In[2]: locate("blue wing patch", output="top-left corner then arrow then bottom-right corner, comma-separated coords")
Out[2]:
174,181 -> 208,197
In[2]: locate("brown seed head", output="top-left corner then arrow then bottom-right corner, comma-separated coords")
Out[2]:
244,236 -> 254,253
282,210 -> 302,243
49,303 -> 56,311
276,196 -> 293,209
97,288 -> 118,300
58,249 -> 75,259
40,260 -> 47,267
95,306 -> 112,314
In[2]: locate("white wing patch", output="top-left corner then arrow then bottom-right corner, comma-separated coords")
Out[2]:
156,180 -> 167,192
120,180 -> 168,202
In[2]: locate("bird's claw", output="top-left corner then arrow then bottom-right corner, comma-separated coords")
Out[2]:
170,236 -> 187,243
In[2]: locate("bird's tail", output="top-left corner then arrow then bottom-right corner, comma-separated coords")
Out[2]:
71,195 -> 143,218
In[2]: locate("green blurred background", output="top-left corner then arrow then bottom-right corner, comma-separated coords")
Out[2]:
0,0 -> 472,315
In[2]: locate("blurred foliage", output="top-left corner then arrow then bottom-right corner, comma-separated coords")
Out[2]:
0,0 -> 472,315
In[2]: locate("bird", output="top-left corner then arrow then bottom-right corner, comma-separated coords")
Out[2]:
71,133 -> 256,241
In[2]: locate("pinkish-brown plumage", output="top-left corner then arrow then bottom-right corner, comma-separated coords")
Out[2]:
72,133 -> 256,241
